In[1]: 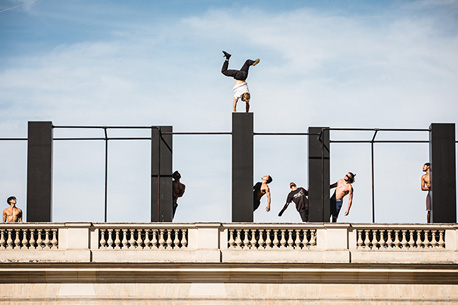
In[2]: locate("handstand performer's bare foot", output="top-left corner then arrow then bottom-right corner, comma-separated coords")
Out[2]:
252,58 -> 260,66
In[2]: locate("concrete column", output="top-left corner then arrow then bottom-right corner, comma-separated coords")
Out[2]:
308,127 -> 330,222
151,126 -> 173,222
232,113 -> 254,222
27,121 -> 53,222
430,123 -> 456,223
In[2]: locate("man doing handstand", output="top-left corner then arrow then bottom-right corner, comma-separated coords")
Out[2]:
221,51 -> 260,113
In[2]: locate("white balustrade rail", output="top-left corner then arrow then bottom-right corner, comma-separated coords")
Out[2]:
355,227 -> 445,250
0,224 -> 60,250
0,223 -> 456,263
226,227 -> 317,249
97,226 -> 188,250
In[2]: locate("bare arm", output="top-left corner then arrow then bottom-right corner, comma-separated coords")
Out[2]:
330,182 -> 337,188
265,187 -> 271,212
232,97 -> 238,112
344,187 -> 353,216
18,209 -> 23,223
2,210 -> 6,222
421,175 -> 430,191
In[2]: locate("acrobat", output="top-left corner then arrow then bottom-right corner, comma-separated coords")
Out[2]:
421,162 -> 431,223
330,172 -> 355,222
3,196 -> 22,223
278,182 -> 309,222
221,51 -> 260,113
253,175 -> 272,212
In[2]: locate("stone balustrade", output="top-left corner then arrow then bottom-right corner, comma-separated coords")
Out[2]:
0,222 -> 456,263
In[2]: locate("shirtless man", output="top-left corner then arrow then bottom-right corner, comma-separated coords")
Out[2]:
421,162 -> 431,223
3,196 -> 22,223
253,175 -> 272,212
221,51 -> 260,113
330,172 -> 355,222
172,171 -> 186,219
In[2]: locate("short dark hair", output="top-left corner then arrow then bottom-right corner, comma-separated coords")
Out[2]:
290,182 -> 296,188
347,172 -> 356,183
172,171 -> 181,180
266,175 -> 273,184
424,162 -> 431,167
7,196 -> 16,205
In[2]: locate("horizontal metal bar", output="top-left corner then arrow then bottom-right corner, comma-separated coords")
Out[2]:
0,138 -> 27,141
161,132 -> 231,135
53,125 -> 155,129
254,132 -> 320,136
54,137 -> 151,141
326,128 -> 430,132
331,140 -> 429,143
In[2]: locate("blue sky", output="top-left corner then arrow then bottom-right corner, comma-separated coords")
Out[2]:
1,0 -> 457,223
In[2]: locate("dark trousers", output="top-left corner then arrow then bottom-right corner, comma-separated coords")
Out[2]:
298,208 -> 309,222
221,59 -> 255,81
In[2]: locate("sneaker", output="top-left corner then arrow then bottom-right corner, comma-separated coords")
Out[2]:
222,51 -> 231,59
252,58 -> 260,66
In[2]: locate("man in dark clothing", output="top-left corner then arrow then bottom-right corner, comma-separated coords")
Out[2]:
253,175 -> 272,212
278,182 -> 309,222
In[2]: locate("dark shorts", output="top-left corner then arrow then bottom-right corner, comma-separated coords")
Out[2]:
426,191 -> 431,211
253,199 -> 261,211
298,208 -> 309,222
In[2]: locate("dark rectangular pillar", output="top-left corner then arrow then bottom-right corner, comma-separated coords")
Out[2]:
27,121 -> 53,222
308,127 -> 330,222
232,113 -> 254,222
151,126 -> 173,222
430,123 -> 456,223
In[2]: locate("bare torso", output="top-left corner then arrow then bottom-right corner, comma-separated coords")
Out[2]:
335,179 -> 352,200
235,80 -> 246,86
256,183 -> 269,200
421,173 -> 431,191
3,206 -> 22,223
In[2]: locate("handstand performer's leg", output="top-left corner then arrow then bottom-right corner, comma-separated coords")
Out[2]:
221,59 -> 238,78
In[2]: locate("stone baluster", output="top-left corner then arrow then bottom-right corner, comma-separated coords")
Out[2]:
386,230 -> 393,249
438,230 -> 445,248
181,229 -> 188,248
144,229 -> 151,249
173,229 -> 180,249
393,230 -> 400,249
364,230 -> 370,248
273,230 -> 280,248
250,229 -> 257,249
43,229 -> 50,249
416,230 -> 423,249
408,230 -> 415,249
356,230 -> 363,249
21,229 -> 29,249
121,229 -> 128,249
242,229 -> 250,249
151,229 -> 158,249
258,229 -> 265,249
107,229 -> 114,249
136,229 -> 144,250
234,229 -> 242,249
6,229 -> 13,249
287,229 -> 294,249
158,229 -> 165,249
228,229 -> 235,249
99,229 -> 107,249
114,229 -> 121,249
128,229 -> 136,249
13,229 -> 21,249
310,230 -> 317,247
29,229 -> 36,249
294,229 -> 301,249
379,230 -> 386,250
371,230 -> 379,249
36,229 -> 43,250
166,229 -> 173,249
265,230 -> 272,249
401,230 -> 408,250
431,230 -> 438,248
0,230 -> 5,249
51,229 -> 58,249
279,230 -> 286,248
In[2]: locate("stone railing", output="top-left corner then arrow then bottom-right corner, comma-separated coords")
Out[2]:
0,223 -> 456,263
